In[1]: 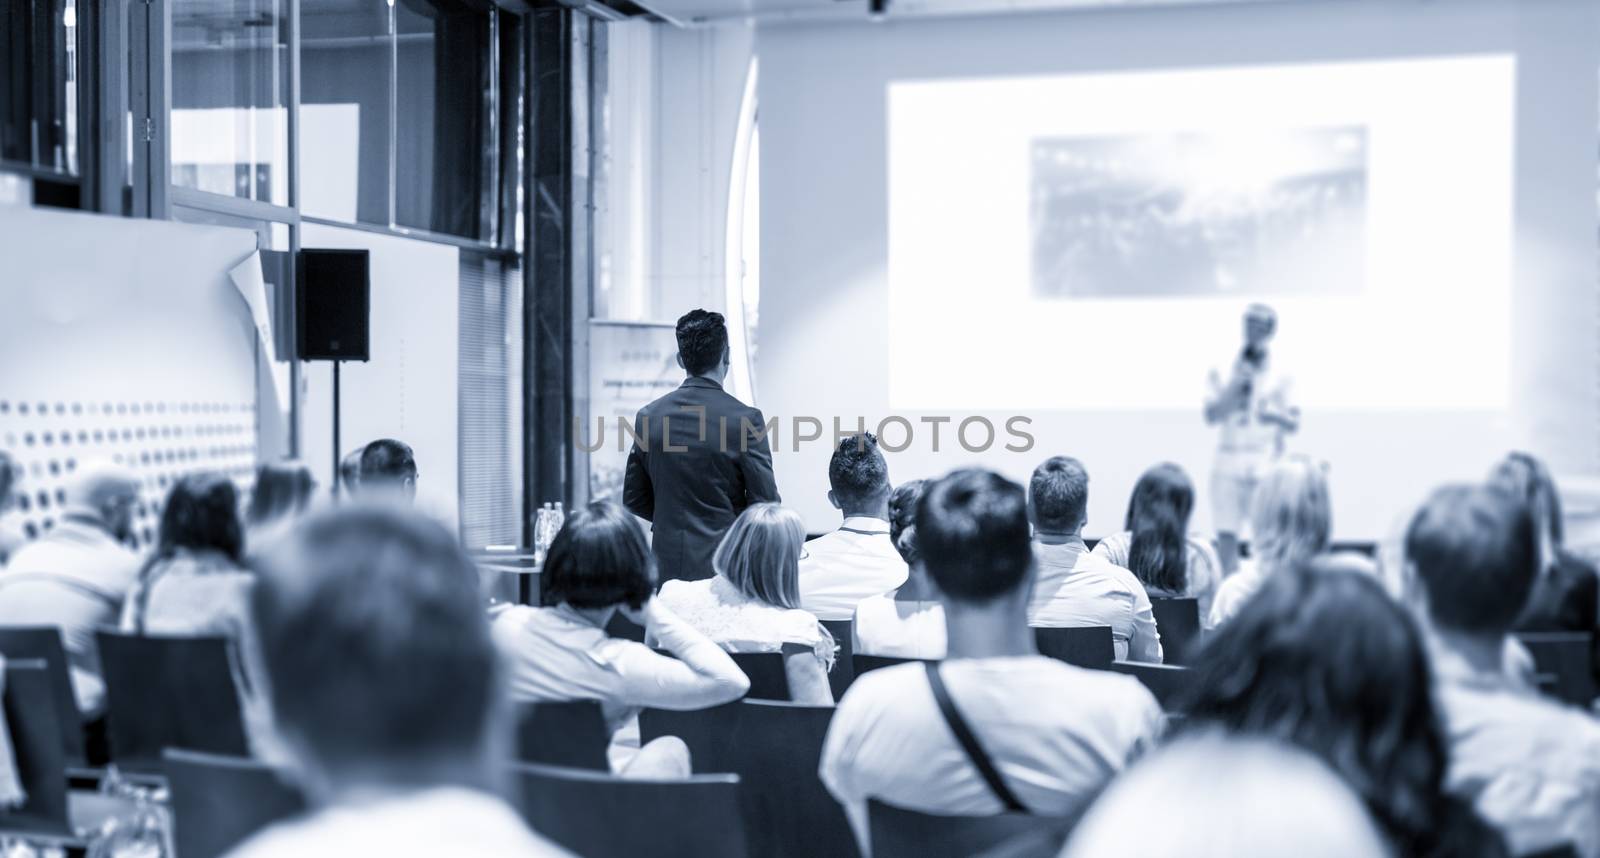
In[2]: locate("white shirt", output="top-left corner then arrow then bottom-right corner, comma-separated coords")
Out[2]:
852,594 -> 946,660
1208,352 -> 1293,462
799,516 -> 909,622
1433,641 -> 1600,858
224,786 -> 572,858
0,515 -> 139,715
655,575 -> 834,668
491,602 -> 749,770
1208,560 -> 1271,629
1091,531 -> 1222,629
1028,539 -> 1162,663
820,657 -> 1163,849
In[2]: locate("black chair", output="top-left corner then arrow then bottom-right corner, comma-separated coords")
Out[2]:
604,612 -> 647,643
164,749 -> 305,858
95,632 -> 249,773
730,652 -> 790,700
641,700 -> 859,858
869,799 -> 1072,858
1032,626 -> 1114,670
510,762 -> 748,858
513,700 -> 610,771
0,659 -> 72,840
820,619 -> 855,700
1107,661 -> 1193,713
853,653 -> 930,678
0,627 -> 87,766
1517,632 -> 1597,707
1149,598 -> 1201,666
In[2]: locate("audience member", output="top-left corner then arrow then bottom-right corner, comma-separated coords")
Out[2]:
358,439 -> 418,502
1026,456 -> 1161,662
1491,452 -> 1599,636
0,462 -> 140,716
0,450 -> 22,565
798,433 -> 908,621
654,503 -> 834,705
246,460 -> 316,548
623,309 -> 780,582
1207,454 -> 1329,627
122,473 -> 276,759
1091,463 -> 1222,627
820,469 -> 1161,851
1184,557 -> 1508,857
492,502 -> 748,776
227,506 -> 570,858
1407,484 -> 1600,858
1061,736 -> 1389,858
852,480 -> 946,660
338,449 -> 363,498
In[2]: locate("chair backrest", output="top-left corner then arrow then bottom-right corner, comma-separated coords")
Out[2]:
164,749 -> 306,858
513,700 -> 610,771
820,619 -> 855,700
95,631 -> 250,772
510,762 -> 748,858
640,700 -> 858,858
1106,661 -> 1193,713
0,627 -> 86,766
1031,626 -> 1114,670
852,654 -> 929,677
1149,598 -> 1201,666
1517,632 -> 1597,707
730,652 -> 791,701
0,659 -> 71,838
868,799 -> 1071,858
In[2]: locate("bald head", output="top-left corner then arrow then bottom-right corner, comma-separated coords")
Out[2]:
64,462 -> 141,540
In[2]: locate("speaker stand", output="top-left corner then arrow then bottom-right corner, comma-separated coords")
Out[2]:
332,360 -> 342,499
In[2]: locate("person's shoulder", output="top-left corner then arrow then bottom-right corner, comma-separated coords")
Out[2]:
222,814 -> 332,858
836,661 -> 926,710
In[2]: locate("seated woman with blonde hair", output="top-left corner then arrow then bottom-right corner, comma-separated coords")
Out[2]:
653,503 -> 835,705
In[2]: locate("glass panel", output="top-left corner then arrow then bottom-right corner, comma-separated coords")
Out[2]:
169,0 -> 289,204
393,0 -> 491,239
0,0 -> 80,174
300,0 -> 392,225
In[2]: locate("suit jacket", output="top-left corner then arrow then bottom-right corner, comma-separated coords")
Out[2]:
623,377 -> 780,583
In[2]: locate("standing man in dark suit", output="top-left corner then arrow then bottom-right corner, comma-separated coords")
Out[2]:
624,309 -> 780,583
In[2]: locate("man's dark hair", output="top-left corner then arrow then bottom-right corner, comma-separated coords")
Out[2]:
153,472 -> 244,563
540,502 -> 655,611
250,506 -> 496,774
360,438 -> 416,484
1029,456 -> 1089,534
676,309 -> 728,377
1405,483 -> 1538,636
917,468 -> 1033,603
828,433 -> 890,509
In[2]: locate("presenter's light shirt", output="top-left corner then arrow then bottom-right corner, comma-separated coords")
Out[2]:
1208,356 -> 1293,463
798,516 -> 909,622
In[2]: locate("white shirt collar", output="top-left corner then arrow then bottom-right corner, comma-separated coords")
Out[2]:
838,516 -> 890,534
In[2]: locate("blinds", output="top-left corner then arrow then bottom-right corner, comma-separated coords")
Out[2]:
458,251 -> 524,549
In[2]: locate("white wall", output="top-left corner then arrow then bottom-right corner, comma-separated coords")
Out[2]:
298,223 -> 462,533
757,0 -> 1600,540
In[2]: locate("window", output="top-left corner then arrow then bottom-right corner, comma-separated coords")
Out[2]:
168,0 -> 290,205
1,0 -> 80,175
458,251 -> 523,548
300,0 -> 390,224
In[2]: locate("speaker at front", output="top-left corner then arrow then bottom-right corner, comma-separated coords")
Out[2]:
296,248 -> 371,362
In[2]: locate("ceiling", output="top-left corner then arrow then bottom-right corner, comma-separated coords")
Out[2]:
630,0 -> 1300,27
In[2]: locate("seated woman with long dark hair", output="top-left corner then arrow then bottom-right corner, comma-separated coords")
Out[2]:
491,502 -> 749,777
1092,463 -> 1222,627
1181,556 -> 1508,857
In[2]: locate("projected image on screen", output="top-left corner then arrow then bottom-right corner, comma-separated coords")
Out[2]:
1029,126 -> 1368,298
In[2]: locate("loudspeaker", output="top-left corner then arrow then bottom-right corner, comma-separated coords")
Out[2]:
296,249 -> 370,361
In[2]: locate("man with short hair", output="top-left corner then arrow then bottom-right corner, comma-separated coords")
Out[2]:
225,506 -> 571,858
358,439 -> 417,501
820,469 -> 1162,850
0,462 -> 141,715
624,309 -> 779,582
798,433 -> 907,621
1407,484 -> 1600,858
1027,456 -> 1162,663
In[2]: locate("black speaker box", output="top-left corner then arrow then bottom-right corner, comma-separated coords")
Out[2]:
296,249 -> 371,361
